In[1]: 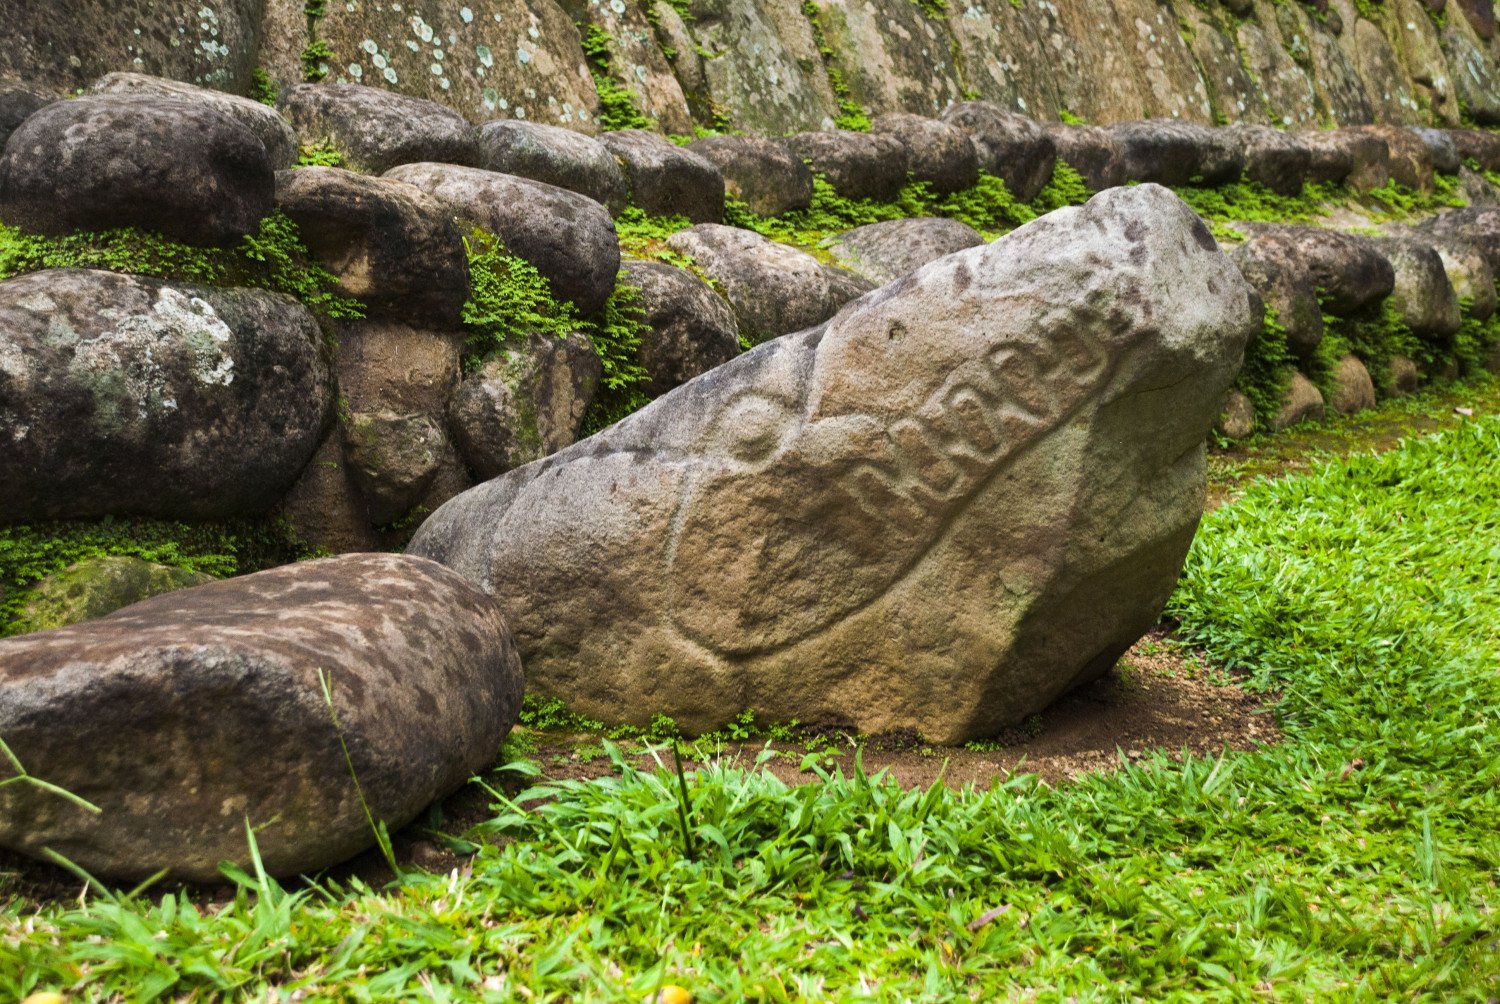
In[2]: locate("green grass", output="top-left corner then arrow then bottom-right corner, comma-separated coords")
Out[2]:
6,416 -> 1499,999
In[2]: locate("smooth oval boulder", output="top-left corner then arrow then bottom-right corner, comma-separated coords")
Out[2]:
1229,125 -> 1312,196
1109,120 -> 1244,186
0,269 -> 332,521
408,184 -> 1260,744
622,259 -> 741,396
449,332 -> 603,480
1301,129 -> 1390,191
1230,239 -> 1324,357
476,120 -> 628,213
1448,128 -> 1500,172
666,224 -> 873,345
600,130 -> 725,224
784,131 -> 909,202
384,163 -> 619,315
1348,125 -> 1435,191
1043,124 -> 1126,192
90,72 -> 299,169
1273,370 -> 1325,430
1374,238 -> 1462,338
275,168 -> 469,326
343,410 -> 450,525
823,218 -> 987,287
1416,206 -> 1500,273
277,83 -> 480,175
0,94 -> 273,246
8,556 -> 213,636
1409,127 -> 1461,175
871,112 -> 979,195
1238,224 -> 1395,316
687,135 -> 814,216
942,102 -> 1058,201
0,553 -> 522,882
1330,354 -> 1376,415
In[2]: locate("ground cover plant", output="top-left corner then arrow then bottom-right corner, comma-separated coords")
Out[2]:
4,404 -> 1498,999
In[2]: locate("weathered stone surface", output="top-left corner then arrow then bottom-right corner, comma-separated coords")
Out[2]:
0,0 -> 261,97
275,168 -> 470,326
10,557 -> 214,636
1348,124 -> 1435,191
1302,129 -> 1390,190
0,554 -> 522,882
1448,128 -> 1500,170
1044,124 -> 1127,192
809,0 -> 964,117
407,184 -> 1260,744
1374,237 -> 1462,337
621,260 -> 740,396
687,135 -> 813,216
1417,233 -> 1498,318
1236,6 -> 1322,130
665,224 -> 873,344
475,120 -> 627,212
1440,23 -> 1500,125
871,112 -> 978,194
1231,241 -> 1325,357
384,163 -> 619,314
90,72 -> 299,169
684,0 -> 839,134
449,332 -> 602,479
1306,13 -> 1376,123
1239,224 -> 1395,315
823,218 -> 987,287
277,84 -> 481,175
1229,124 -> 1312,195
784,130 -> 909,202
280,433 -> 380,555
343,410 -> 450,524
1330,354 -> 1376,414
0,89 -> 47,151
1343,15 -> 1425,125
263,0 -> 599,131
1272,369 -> 1325,430
1415,205 -> 1500,272
571,0 -> 693,134
1217,390 -> 1256,440
1410,126 -> 1462,174
0,269 -> 332,521
1456,0 -> 1496,39
940,102 -> 1057,201
1109,120 -> 1245,186
0,95 -> 273,247
334,320 -> 465,414
1182,4 -> 1268,127
601,129 -> 725,224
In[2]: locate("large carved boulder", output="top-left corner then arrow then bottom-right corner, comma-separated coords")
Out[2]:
408,185 -> 1259,744
0,554 -> 523,881
0,269 -> 332,521
823,218 -> 987,287
0,94 -> 273,246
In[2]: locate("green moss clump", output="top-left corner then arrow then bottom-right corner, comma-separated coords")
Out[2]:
295,140 -> 345,168
248,68 -> 279,107
1234,303 -> 1296,429
580,278 -> 652,435
0,212 -> 364,319
0,518 -> 315,637
581,24 -> 655,132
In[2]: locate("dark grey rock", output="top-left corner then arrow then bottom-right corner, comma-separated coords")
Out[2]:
277,83 -> 480,175
823,218 -> 986,287
621,260 -> 740,395
784,130 -> 909,202
1373,238 -> 1462,339
665,224 -> 873,345
1108,120 -> 1244,186
1231,242 -> 1325,358
1409,127 -> 1462,175
1229,124 -> 1312,195
475,120 -> 627,213
1043,123 -> 1127,192
0,553 -> 522,882
871,112 -> 979,195
0,269 -> 331,520
343,410 -> 450,524
600,129 -> 724,224
0,88 -> 48,152
1448,128 -> 1500,171
1238,224 -> 1396,316
941,101 -> 1058,201
1301,129 -> 1390,191
0,94 -> 273,246
1415,206 -> 1500,273
90,72 -> 299,169
384,163 -> 619,315
1347,125 -> 1435,191
449,332 -> 603,480
275,168 -> 469,326
687,135 -> 814,216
